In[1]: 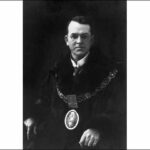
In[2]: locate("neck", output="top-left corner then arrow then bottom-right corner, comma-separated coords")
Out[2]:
71,53 -> 89,62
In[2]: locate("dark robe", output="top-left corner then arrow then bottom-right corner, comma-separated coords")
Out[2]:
27,51 -> 126,149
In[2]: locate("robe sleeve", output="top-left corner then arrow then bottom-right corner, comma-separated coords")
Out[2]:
30,70 -> 56,127
84,71 -> 126,148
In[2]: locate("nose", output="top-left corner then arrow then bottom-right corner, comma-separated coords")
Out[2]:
76,36 -> 82,43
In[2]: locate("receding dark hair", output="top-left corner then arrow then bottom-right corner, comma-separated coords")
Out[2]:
66,16 -> 94,34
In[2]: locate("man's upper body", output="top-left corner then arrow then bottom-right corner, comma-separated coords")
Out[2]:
24,16 -> 126,149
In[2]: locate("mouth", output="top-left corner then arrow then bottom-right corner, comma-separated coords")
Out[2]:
75,47 -> 84,49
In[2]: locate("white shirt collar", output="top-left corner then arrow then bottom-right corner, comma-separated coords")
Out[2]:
71,52 -> 89,68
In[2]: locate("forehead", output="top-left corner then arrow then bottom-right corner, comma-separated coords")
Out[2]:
68,21 -> 91,34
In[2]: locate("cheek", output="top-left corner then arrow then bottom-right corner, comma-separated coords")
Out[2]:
68,41 -> 75,47
85,41 -> 91,48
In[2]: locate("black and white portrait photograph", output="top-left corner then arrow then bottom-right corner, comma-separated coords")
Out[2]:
1,1 -> 150,149
23,1 -> 126,149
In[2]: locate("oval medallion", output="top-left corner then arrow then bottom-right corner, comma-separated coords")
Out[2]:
64,109 -> 79,130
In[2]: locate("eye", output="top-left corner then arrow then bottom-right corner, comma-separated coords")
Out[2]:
70,33 -> 90,40
70,34 -> 78,39
81,34 -> 89,40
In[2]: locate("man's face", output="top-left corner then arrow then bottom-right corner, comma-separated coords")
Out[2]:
65,21 -> 93,60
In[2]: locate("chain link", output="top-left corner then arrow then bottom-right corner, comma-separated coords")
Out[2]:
56,69 -> 118,104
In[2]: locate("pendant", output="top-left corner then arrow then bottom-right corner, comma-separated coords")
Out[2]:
64,109 -> 79,130
66,94 -> 78,108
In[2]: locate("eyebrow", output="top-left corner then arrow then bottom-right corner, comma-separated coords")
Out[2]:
69,32 -> 91,36
71,33 -> 89,35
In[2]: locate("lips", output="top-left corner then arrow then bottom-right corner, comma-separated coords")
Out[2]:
75,46 -> 84,49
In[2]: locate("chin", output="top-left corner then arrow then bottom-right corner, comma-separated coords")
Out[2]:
74,53 -> 87,60
75,49 -> 86,54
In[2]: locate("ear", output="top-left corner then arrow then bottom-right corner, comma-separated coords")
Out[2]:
64,35 -> 69,46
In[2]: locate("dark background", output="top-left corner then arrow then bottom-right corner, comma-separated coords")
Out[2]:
23,0 -> 126,118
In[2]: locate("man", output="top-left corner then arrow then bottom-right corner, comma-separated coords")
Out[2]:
24,16 -> 126,149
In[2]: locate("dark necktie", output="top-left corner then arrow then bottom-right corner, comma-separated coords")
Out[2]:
73,67 -> 79,76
